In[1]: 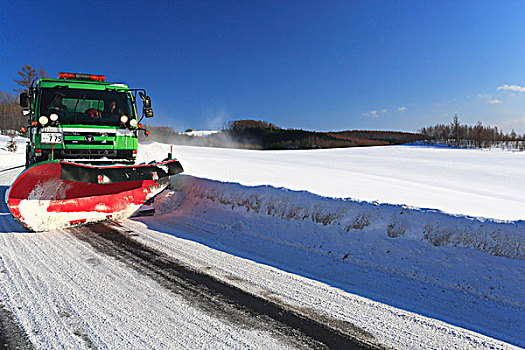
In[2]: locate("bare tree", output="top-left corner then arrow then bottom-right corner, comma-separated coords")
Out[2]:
474,121 -> 483,148
451,114 -> 460,145
14,65 -> 48,93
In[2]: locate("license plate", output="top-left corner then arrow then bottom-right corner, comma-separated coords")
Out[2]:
41,133 -> 63,144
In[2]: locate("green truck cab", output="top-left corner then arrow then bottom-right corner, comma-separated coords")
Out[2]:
19,72 -> 153,167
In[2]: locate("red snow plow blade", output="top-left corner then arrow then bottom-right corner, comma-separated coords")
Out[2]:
7,159 -> 183,231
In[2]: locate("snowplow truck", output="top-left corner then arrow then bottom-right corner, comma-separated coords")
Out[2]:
8,72 -> 183,231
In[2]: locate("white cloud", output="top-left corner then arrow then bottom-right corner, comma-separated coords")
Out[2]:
362,109 -> 387,118
362,110 -> 379,118
497,84 -> 525,93
478,93 -> 503,104
397,106 -> 407,112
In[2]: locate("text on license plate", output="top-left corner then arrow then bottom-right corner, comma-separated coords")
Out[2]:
41,133 -> 63,144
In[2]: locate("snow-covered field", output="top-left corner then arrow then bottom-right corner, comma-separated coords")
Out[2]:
0,136 -> 523,349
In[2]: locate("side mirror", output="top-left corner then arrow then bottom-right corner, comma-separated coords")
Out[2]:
20,92 -> 29,108
23,110 -> 30,116
138,92 -> 151,106
143,96 -> 151,108
138,92 -> 153,117
144,108 -> 154,118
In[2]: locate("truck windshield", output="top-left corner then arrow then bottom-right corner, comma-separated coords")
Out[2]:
39,88 -> 134,126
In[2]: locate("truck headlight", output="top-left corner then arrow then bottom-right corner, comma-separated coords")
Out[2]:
120,115 -> 129,123
39,116 -> 49,125
50,113 -> 59,121
129,119 -> 138,127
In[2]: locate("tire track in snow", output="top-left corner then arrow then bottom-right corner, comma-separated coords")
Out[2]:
72,222 -> 380,350
71,224 -> 325,350
0,303 -> 33,350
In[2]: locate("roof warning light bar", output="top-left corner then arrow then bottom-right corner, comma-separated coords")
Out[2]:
58,72 -> 106,82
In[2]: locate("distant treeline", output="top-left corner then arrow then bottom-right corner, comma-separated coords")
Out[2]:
140,119 -> 425,150
224,120 -> 424,149
420,115 -> 525,150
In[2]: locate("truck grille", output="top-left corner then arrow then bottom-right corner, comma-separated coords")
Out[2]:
62,131 -> 116,147
63,131 -> 116,137
63,140 -> 115,146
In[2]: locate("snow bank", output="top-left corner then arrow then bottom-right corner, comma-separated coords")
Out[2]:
170,175 -> 525,260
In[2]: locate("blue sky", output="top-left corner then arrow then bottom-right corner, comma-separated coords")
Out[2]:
2,1 -> 525,133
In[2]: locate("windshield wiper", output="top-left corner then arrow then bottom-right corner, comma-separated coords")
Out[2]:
73,99 -> 80,124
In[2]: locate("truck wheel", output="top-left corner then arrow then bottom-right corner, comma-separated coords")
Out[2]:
25,148 -> 36,168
